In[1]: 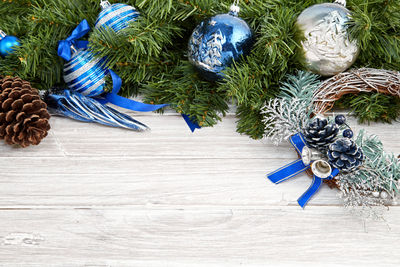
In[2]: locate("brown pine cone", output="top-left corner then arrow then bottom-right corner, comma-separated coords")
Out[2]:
0,77 -> 50,147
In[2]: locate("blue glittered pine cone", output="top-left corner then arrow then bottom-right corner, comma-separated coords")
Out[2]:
63,49 -> 108,97
304,117 -> 339,151
188,10 -> 253,81
95,1 -> 139,33
328,138 -> 364,172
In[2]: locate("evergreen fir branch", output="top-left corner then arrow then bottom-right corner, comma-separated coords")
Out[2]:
144,61 -> 228,127
89,17 -> 183,68
336,92 -> 400,123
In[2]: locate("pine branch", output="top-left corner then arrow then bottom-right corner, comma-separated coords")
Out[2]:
336,92 -> 400,123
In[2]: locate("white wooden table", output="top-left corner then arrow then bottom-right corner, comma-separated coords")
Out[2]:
0,112 -> 399,266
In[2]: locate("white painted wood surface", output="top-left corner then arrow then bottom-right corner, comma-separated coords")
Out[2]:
0,112 -> 399,266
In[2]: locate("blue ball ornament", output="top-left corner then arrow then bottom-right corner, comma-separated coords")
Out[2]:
63,48 -> 109,97
0,35 -> 20,57
335,114 -> 346,125
188,5 -> 253,81
95,1 -> 139,33
343,129 -> 354,138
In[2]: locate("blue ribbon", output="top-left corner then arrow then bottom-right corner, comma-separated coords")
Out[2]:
103,70 -> 200,131
58,19 -> 91,61
267,133 -> 339,208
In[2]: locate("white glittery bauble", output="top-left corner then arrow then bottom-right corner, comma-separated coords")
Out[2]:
296,2 -> 359,76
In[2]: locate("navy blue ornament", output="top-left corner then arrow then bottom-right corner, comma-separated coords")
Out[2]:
343,129 -> 353,138
0,30 -> 20,57
44,89 -> 149,131
335,114 -> 346,125
188,5 -> 253,81
95,1 -> 139,33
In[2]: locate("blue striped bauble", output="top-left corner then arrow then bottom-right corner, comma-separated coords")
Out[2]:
95,1 -> 139,33
63,49 -> 108,97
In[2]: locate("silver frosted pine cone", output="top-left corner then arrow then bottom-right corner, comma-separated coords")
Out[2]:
304,117 -> 339,151
328,138 -> 364,172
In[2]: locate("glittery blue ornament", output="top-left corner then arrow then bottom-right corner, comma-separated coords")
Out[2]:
64,48 -> 109,97
95,0 -> 139,33
58,20 -> 109,97
0,30 -> 20,57
188,5 -> 253,81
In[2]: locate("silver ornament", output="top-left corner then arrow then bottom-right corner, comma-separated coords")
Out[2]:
296,0 -> 359,76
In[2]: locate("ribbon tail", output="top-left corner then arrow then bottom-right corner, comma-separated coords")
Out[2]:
181,114 -> 201,132
267,159 -> 309,184
105,70 -> 168,112
297,176 -> 323,209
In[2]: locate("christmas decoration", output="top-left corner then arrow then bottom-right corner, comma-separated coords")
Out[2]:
44,89 -> 149,131
303,116 -> 338,151
328,138 -> 363,172
188,3 -> 253,81
95,1 -> 139,33
1,1 -> 400,138
296,0 -> 359,76
313,68 -> 400,116
0,77 -> 50,147
0,30 -> 20,57
58,19 -> 109,97
263,71 -> 399,218
58,19 -> 198,132
58,20 -> 168,111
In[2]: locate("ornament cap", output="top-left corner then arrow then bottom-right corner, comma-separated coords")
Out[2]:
229,4 -> 240,16
70,45 -> 78,55
0,30 -> 7,41
100,0 -> 111,9
334,0 -> 346,7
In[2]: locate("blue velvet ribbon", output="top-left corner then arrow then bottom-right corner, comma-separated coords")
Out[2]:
267,133 -> 340,208
57,20 -> 201,132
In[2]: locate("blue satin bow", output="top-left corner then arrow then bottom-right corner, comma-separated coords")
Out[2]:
267,133 -> 340,208
58,20 -> 91,61
57,20 -> 200,132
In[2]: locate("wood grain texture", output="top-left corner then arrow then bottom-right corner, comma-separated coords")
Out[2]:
0,113 -> 399,266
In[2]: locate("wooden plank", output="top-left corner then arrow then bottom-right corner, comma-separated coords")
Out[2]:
47,115 -> 400,157
0,157 -> 346,206
0,208 -> 398,266
0,115 -> 398,158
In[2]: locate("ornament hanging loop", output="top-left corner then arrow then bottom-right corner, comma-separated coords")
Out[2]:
334,0 -> 346,6
100,0 -> 111,9
0,30 -> 6,40
229,0 -> 240,16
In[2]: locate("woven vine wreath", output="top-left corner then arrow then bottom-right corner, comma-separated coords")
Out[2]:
313,68 -> 400,114
262,71 -> 399,219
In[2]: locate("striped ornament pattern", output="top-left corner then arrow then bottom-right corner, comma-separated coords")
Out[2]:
63,49 -> 108,97
95,3 -> 139,33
